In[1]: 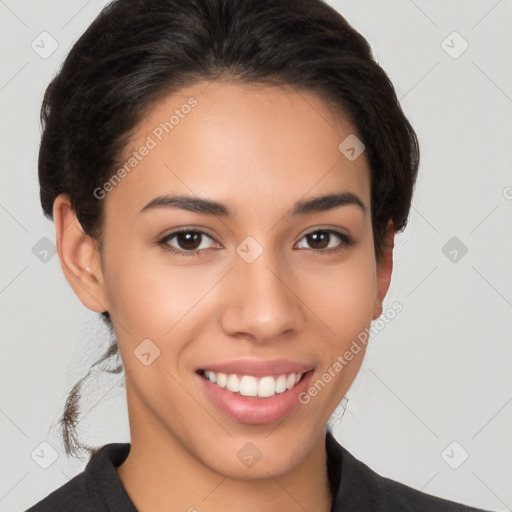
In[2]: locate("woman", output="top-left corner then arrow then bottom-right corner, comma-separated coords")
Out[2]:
26,0 -> 493,510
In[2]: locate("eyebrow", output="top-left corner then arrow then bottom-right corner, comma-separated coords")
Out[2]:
140,190 -> 366,217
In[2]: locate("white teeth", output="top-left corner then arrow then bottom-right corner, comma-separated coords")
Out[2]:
258,376 -> 276,397
275,375 -> 287,393
239,376 -> 258,396
205,371 -> 217,383
286,373 -> 296,389
216,372 -> 227,388
202,371 -> 305,397
226,374 -> 240,392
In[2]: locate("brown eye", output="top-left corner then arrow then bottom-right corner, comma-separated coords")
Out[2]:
173,231 -> 203,251
305,231 -> 331,250
158,230 -> 216,257
296,229 -> 352,253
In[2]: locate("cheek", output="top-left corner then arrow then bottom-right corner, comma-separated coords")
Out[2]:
307,254 -> 377,342
306,248 -> 377,404
102,238 -> 206,337
105,242 -> 376,318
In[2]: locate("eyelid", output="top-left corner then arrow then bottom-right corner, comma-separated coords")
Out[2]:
300,224 -> 351,239
157,225 -> 354,257
296,228 -> 353,251
157,224 -> 351,242
158,228 -> 218,253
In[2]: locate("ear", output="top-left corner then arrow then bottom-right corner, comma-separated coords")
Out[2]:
53,194 -> 109,314
372,220 -> 395,320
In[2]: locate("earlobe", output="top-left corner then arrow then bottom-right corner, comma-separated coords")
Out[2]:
372,220 -> 395,320
53,194 -> 109,314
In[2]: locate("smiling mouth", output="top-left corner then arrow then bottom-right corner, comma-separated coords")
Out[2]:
197,369 -> 308,398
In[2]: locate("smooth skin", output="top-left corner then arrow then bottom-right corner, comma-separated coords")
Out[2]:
53,80 -> 394,512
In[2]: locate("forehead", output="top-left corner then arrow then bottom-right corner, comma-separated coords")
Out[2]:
104,80 -> 370,220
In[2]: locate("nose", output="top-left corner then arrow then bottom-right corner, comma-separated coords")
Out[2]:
219,242 -> 306,344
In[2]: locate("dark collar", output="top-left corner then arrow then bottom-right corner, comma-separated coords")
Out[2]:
84,441 -> 136,510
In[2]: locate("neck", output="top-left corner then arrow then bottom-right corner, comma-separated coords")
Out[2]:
116,394 -> 332,512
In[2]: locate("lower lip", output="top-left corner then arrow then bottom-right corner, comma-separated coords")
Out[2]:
197,371 -> 314,425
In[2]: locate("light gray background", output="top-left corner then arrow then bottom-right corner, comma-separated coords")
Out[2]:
1,1 -> 511,511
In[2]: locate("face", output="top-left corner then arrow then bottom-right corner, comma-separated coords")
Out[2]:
56,80 -> 393,479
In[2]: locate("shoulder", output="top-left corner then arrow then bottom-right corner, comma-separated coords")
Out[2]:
24,472 -> 90,512
326,433 -> 493,512
25,443 -> 135,512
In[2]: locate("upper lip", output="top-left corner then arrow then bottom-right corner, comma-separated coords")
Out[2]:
197,358 -> 314,377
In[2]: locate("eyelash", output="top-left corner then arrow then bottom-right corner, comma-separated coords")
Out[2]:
157,228 -> 353,258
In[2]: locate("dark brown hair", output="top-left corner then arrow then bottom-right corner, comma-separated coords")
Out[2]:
38,0 -> 419,458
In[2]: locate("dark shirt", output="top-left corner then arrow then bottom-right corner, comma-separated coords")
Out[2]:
26,432 -> 492,511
